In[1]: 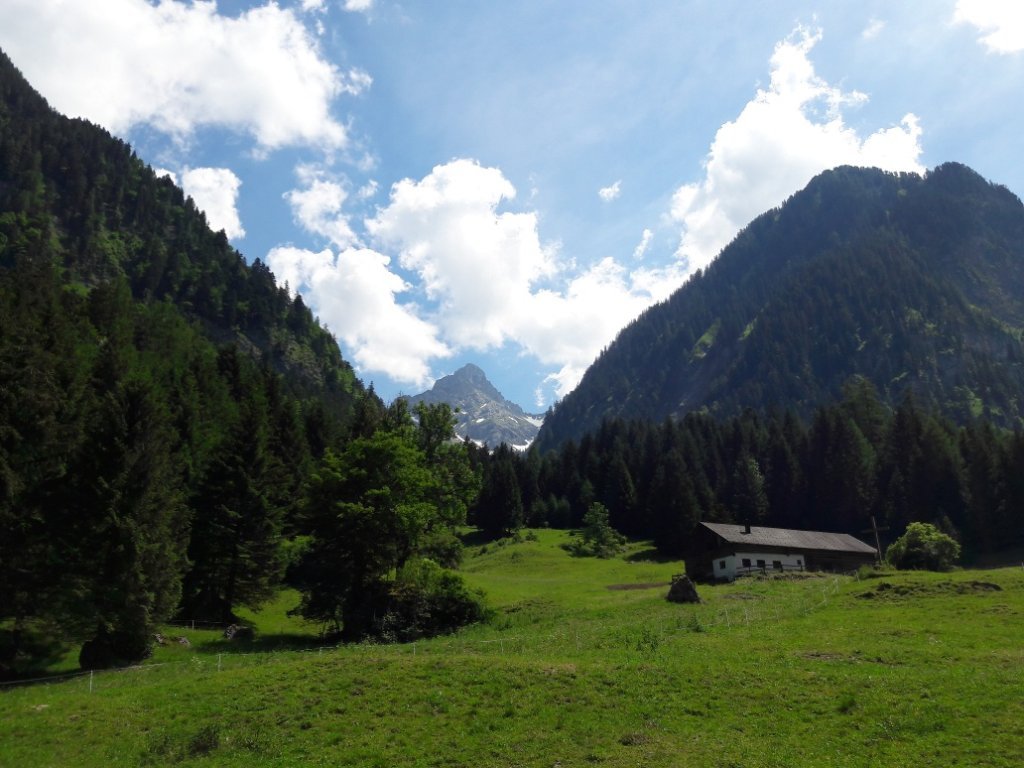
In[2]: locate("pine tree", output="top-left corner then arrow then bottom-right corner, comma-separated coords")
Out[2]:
74,377 -> 189,668
182,397 -> 284,623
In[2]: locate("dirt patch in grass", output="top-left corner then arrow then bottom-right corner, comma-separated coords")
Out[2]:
857,580 -> 1003,600
605,582 -> 671,591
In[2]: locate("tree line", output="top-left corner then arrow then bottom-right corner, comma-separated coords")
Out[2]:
473,378 -> 1024,562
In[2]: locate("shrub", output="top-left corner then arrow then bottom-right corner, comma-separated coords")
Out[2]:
418,529 -> 464,569
374,558 -> 488,642
886,522 -> 960,571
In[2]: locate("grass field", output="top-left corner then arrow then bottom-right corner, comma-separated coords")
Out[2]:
2,529 -> 1022,767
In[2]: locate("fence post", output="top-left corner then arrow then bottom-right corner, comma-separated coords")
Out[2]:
217,654 -> 222,672
89,670 -> 94,693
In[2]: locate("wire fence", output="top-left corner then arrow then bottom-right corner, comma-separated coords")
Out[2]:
0,574 -> 846,695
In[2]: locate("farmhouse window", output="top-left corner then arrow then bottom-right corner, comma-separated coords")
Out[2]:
756,559 -> 766,568
742,558 -> 751,568
773,561 -> 782,571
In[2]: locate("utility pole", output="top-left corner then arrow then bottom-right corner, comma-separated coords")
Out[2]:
862,516 -> 890,565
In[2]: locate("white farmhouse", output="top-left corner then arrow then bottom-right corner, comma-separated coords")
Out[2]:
686,522 -> 878,582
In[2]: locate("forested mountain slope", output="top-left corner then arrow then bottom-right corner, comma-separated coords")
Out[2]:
537,164 -> 1024,450
0,49 -> 360,415
0,49 -> 381,674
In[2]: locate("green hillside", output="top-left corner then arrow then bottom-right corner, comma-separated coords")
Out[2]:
2,530 -> 1022,767
537,164 -> 1024,450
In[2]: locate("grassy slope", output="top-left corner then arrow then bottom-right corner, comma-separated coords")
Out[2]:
2,529 -> 1022,767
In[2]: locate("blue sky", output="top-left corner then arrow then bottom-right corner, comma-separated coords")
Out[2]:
1,1 -> 1022,410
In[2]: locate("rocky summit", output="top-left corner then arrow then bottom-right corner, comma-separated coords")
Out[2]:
406,364 -> 544,449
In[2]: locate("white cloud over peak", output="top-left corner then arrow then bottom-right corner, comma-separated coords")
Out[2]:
598,180 -> 622,202
670,26 -> 924,275
954,0 -> 1024,53
272,159 -> 675,400
266,246 -> 449,388
0,0 -> 364,150
367,159 -> 559,350
181,167 -> 246,240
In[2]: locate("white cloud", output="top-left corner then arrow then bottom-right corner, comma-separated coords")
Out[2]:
358,180 -> 380,199
300,0 -> 327,12
266,246 -> 449,387
362,160 -> 679,401
862,18 -> 885,40
518,258 -> 656,400
0,0 -> 366,150
344,0 -> 375,11
632,228 -> 653,260
270,159 -> 677,400
285,167 -> 358,249
598,180 -> 622,202
954,0 -> 1024,53
367,159 -> 559,350
181,167 -> 245,240
670,26 -> 924,275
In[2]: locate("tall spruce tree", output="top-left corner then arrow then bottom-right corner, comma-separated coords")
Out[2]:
74,376 -> 189,668
182,397 -> 284,623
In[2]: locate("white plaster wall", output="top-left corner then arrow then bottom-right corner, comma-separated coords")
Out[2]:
713,551 -> 806,580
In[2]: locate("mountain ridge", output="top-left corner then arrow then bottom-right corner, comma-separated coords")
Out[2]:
537,163 -> 1024,450
0,48 -> 367,420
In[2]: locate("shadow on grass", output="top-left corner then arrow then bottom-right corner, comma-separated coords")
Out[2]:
458,528 -> 497,547
624,547 -> 679,564
195,633 -> 329,655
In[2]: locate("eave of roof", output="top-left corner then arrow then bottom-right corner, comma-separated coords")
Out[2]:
700,522 -> 877,554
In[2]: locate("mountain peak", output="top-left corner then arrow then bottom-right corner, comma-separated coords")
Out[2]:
407,365 -> 543,448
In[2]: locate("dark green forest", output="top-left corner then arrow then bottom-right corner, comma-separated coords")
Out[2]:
473,379 -> 1024,564
537,163 -> 1024,450
0,50 -> 487,675
2,47 -> 1024,679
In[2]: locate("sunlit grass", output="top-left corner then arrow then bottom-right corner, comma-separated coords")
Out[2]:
2,530 -> 1022,767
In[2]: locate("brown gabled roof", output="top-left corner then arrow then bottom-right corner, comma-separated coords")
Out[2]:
700,522 -> 876,554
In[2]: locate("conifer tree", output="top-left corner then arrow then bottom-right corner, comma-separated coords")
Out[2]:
74,377 -> 189,668
182,397 -> 284,622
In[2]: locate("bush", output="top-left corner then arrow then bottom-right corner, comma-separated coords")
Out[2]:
417,530 -> 464,569
79,626 -> 153,669
373,558 -> 489,642
886,522 -> 961,571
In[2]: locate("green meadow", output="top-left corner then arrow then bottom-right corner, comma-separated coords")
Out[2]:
2,529 -> 1022,767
